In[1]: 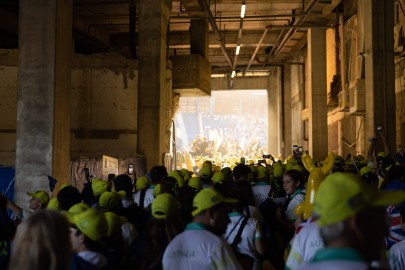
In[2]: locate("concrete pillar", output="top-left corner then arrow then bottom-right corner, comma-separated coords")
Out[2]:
138,0 -> 172,170
268,69 -> 279,155
190,19 -> 209,57
362,0 -> 396,153
307,28 -> 328,159
16,0 -> 72,206
340,116 -> 357,157
282,64 -> 293,159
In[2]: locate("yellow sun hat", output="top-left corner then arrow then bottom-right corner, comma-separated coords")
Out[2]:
192,188 -> 237,216
314,172 -> 405,227
152,193 -> 181,219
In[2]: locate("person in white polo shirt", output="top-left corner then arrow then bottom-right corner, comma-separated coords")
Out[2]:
298,172 -> 405,270
285,217 -> 323,270
162,188 -> 242,270
251,165 -> 271,208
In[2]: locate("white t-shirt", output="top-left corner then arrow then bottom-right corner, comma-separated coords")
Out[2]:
20,208 -> 34,222
297,260 -> 368,270
251,183 -> 271,208
163,223 -> 243,270
132,187 -> 154,209
224,213 -> 264,270
297,248 -> 368,270
121,222 -> 138,249
286,193 -> 305,221
77,251 -> 108,269
286,220 -> 323,270
244,205 -> 263,223
388,239 -> 405,270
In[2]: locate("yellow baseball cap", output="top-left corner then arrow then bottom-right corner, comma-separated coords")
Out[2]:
359,166 -> 371,176
92,178 -> 111,196
273,162 -> 284,178
153,184 -> 161,197
99,191 -> 125,211
192,188 -> 237,216
104,211 -> 123,237
314,172 -> 405,227
47,198 -> 59,210
211,172 -> 225,184
63,203 -> 91,224
169,170 -> 185,187
202,160 -> 213,171
152,193 -> 181,219
27,190 -> 50,206
69,203 -> 90,215
290,164 -> 304,174
377,152 -> 386,158
135,176 -> 151,190
180,169 -> 192,181
256,166 -> 267,180
71,208 -> 108,242
188,177 -> 202,190
200,167 -> 211,178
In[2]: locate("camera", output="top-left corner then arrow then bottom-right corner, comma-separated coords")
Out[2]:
263,154 -> 272,159
257,159 -> 266,165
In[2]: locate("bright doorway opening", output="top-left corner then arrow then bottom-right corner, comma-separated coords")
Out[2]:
174,90 -> 268,171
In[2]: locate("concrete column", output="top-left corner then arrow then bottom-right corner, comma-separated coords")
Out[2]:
190,19 -> 209,57
138,0 -> 172,170
362,0 -> 396,153
268,69 -> 279,155
340,116 -> 357,157
282,64 -> 293,159
16,0 -> 72,206
307,28 -> 328,159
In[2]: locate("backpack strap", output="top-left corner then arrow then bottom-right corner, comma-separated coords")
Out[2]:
225,215 -> 244,241
139,188 -> 147,208
232,216 -> 249,247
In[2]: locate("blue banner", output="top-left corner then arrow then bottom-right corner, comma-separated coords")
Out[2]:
0,167 -> 15,202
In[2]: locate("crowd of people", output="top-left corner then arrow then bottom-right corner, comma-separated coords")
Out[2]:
183,114 -> 268,168
1,131 -> 405,270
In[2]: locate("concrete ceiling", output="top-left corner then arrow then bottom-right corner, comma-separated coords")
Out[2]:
0,0 -> 342,73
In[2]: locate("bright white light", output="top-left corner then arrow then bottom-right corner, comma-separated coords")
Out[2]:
240,4 -> 246,18
235,45 -> 240,55
231,70 -> 236,78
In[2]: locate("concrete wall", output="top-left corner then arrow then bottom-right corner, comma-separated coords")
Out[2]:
289,26 -> 362,159
394,4 -> 405,149
71,54 -> 138,159
267,69 -> 280,156
0,50 -> 139,166
0,50 -> 18,165
325,26 -> 361,158
395,58 -> 405,149
290,61 -> 305,150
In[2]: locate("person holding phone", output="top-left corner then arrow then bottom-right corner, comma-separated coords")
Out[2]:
6,190 -> 50,223
367,125 -> 392,177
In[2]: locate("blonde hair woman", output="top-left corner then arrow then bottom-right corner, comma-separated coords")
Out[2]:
9,210 -> 72,270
